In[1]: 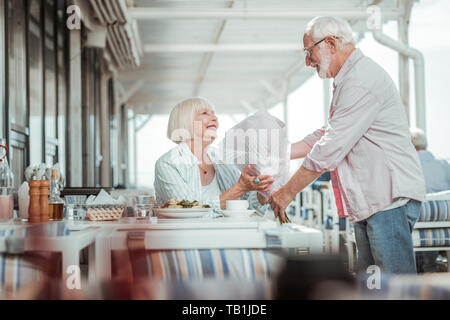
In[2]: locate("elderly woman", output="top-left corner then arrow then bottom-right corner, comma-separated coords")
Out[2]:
154,97 -> 273,213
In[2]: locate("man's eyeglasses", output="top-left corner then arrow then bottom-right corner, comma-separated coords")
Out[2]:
303,36 -> 340,58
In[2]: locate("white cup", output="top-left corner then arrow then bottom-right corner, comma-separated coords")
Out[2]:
226,200 -> 249,211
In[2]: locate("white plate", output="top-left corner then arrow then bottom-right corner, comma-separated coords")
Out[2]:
222,210 -> 256,218
154,208 -> 212,219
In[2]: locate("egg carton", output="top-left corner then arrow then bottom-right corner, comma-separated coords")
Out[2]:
86,206 -> 125,221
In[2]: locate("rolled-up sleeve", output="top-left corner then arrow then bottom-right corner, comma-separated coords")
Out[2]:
303,127 -> 326,148
302,85 -> 381,173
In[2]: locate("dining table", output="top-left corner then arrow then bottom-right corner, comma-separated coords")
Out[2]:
0,213 -> 324,288
81,214 -> 324,281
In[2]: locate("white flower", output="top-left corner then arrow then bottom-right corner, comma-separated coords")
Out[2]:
24,165 -> 38,182
36,164 -> 48,179
25,163 -> 56,181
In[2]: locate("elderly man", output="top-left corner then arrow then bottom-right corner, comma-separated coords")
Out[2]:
410,128 -> 450,193
269,16 -> 426,274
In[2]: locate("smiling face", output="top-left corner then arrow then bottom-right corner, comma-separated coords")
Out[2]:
303,34 -> 334,79
192,108 -> 219,144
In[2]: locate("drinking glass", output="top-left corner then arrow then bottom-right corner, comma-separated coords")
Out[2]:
134,195 -> 154,219
0,187 -> 13,222
64,195 -> 87,220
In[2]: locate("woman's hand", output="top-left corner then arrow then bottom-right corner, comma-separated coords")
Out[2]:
220,166 -> 274,210
237,165 -> 274,193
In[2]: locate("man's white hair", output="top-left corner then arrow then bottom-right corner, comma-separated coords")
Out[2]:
305,16 -> 355,48
410,127 -> 428,150
167,97 -> 216,144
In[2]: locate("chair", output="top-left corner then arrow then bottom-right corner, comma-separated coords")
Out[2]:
300,183 -> 343,256
413,191 -> 450,272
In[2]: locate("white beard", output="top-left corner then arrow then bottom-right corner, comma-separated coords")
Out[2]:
318,45 -> 331,79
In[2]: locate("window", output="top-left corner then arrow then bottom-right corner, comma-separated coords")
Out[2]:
56,0 -> 67,180
44,0 -> 58,165
6,0 -> 29,189
0,0 -> 5,139
7,0 -> 28,130
82,46 -> 102,187
28,0 -> 44,165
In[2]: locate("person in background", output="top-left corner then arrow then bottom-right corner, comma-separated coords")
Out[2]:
410,127 -> 450,273
311,172 -> 347,233
410,128 -> 450,193
154,97 -> 273,213
269,16 -> 426,274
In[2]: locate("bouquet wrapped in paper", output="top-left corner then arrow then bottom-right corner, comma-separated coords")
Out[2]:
216,109 -> 290,200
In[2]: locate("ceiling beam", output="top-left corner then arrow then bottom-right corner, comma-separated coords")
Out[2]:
259,80 -> 283,100
121,79 -> 146,103
128,8 -> 402,21
129,94 -> 245,105
194,1 -> 233,96
119,74 -> 296,82
255,63 -> 314,110
143,43 -> 301,53
128,95 -> 183,104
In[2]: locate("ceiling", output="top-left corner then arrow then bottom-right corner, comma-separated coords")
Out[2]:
119,0 -> 405,115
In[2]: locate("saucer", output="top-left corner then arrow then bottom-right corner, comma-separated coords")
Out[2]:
222,210 -> 256,218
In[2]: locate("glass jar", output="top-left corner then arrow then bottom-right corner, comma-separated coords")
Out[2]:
0,187 -> 13,221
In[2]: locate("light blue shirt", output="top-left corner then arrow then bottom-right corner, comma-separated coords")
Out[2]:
417,150 -> 450,193
154,142 -> 268,215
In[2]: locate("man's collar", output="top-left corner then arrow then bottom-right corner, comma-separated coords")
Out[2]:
333,48 -> 364,87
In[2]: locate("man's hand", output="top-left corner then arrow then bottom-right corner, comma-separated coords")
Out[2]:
268,187 -> 295,223
268,166 -> 322,223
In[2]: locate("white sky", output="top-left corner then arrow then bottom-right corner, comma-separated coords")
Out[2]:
135,0 -> 450,189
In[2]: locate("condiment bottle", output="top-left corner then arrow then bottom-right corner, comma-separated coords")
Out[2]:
40,175 -> 50,222
28,176 -> 41,223
49,169 -> 64,221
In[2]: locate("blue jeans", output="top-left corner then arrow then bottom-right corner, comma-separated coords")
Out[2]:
354,200 -> 421,275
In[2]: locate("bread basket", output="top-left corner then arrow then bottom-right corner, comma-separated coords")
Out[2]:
85,205 -> 125,221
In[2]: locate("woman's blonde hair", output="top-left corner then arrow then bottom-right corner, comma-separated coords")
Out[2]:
167,97 -> 216,143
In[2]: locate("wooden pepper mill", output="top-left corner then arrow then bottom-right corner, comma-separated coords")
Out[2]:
40,177 -> 50,222
28,177 -> 41,223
